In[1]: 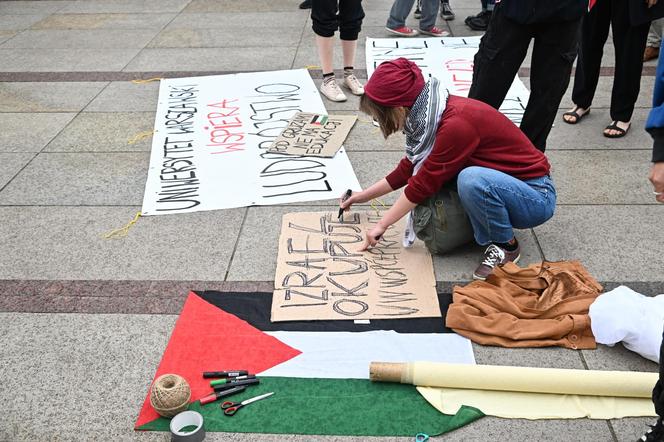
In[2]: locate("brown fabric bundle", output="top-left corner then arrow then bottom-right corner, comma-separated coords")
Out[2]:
446,261 -> 602,349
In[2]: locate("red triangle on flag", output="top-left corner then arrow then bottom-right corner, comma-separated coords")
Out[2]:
135,292 -> 302,428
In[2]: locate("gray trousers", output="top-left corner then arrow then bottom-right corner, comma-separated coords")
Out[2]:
387,0 -> 439,30
648,18 -> 664,48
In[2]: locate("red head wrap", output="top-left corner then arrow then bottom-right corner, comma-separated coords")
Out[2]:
364,58 -> 425,108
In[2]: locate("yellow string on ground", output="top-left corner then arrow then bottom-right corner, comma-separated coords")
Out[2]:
103,212 -> 142,239
370,198 -> 389,216
131,77 -> 163,84
304,65 -> 321,70
127,130 -> 156,145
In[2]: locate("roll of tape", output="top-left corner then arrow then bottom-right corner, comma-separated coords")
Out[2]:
169,410 -> 205,442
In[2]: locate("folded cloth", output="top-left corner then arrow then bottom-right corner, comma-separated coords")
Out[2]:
589,286 -> 664,363
446,261 -> 602,349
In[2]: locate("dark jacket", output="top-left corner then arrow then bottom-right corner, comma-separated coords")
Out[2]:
646,52 -> 664,163
499,0 -> 589,24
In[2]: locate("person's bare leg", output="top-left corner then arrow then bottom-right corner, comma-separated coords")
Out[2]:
316,34 -> 335,75
316,34 -> 347,101
341,38 -> 364,95
341,38 -> 357,68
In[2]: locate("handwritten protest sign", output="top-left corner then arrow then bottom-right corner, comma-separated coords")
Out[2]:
141,69 -> 360,215
366,36 -> 530,125
269,112 -> 357,158
271,211 -> 440,322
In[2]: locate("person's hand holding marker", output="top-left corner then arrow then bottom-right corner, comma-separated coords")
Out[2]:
360,223 -> 387,251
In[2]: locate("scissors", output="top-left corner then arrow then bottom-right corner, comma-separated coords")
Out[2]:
221,392 -> 274,416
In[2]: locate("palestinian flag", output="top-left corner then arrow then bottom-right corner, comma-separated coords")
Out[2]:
135,291 -> 483,436
310,114 -> 328,125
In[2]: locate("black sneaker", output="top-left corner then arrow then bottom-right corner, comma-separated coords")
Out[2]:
414,0 -> 422,19
440,1 -> 455,20
639,418 -> 664,442
299,0 -> 311,9
466,10 -> 491,31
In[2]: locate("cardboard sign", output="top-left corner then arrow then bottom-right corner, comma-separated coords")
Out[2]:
269,112 -> 357,158
141,69 -> 360,215
366,36 -> 530,125
271,211 -> 441,322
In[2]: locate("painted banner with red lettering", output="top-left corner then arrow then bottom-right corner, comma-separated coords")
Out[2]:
141,69 -> 360,215
365,36 -> 530,126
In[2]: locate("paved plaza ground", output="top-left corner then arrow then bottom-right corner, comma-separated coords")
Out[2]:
0,0 -> 662,441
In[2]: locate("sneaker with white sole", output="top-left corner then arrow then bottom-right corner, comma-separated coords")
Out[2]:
343,74 -> 364,95
419,26 -> 449,37
320,78 -> 347,102
473,243 -> 521,280
386,26 -> 419,37
440,1 -> 455,20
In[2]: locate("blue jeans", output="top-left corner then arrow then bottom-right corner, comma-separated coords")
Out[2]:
456,166 -> 556,246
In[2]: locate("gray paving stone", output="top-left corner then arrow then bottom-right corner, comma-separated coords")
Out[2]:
0,29 -> 159,49
560,76 -> 655,110
0,113 -> 76,152
85,81 -> 158,112
433,228 -> 543,284
612,417 -> 658,442
45,112 -> 156,152
184,0 -> 305,13
149,27 -> 303,48
0,82 -> 106,112
0,1 -> 72,15
548,149 -> 655,205
0,48 -> 142,72
59,0 -> 190,14
0,14 -> 48,31
582,343 -> 659,373
31,12 -> 177,30
0,206 -> 244,280
0,31 -> 16,44
472,343 -> 585,368
344,118 -> 404,152
167,12 -> 307,29
123,47 -> 296,72
346,149 -> 405,204
0,312 -> 174,441
548,108 -> 652,151
534,205 -> 664,283
0,152 -> 149,205
446,417 -> 614,442
0,153 -> 33,189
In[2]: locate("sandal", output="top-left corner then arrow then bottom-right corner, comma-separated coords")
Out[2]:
603,121 -> 630,138
562,106 -> 590,124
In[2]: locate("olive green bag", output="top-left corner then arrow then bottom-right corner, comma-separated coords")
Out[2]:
412,188 -> 475,254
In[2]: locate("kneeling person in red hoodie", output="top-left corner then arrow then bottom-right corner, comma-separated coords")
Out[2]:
340,58 -> 556,280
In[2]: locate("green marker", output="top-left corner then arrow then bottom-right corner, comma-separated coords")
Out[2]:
210,374 -> 255,387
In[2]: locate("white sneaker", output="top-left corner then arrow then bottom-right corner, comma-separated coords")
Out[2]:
320,79 -> 347,102
343,74 -> 364,95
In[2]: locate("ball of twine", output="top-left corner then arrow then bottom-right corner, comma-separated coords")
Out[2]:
150,374 -> 191,417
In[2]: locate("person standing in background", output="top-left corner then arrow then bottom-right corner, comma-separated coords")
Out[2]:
311,0 -> 366,102
563,0 -> 656,139
415,0 -> 455,20
465,0 -> 494,31
645,18 -> 663,61
468,0 -> 587,152
387,0 -> 448,37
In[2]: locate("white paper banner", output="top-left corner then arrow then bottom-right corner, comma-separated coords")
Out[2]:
366,36 -> 530,125
142,69 -> 361,215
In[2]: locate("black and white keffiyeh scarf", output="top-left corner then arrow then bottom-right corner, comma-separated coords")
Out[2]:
403,78 -> 449,247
